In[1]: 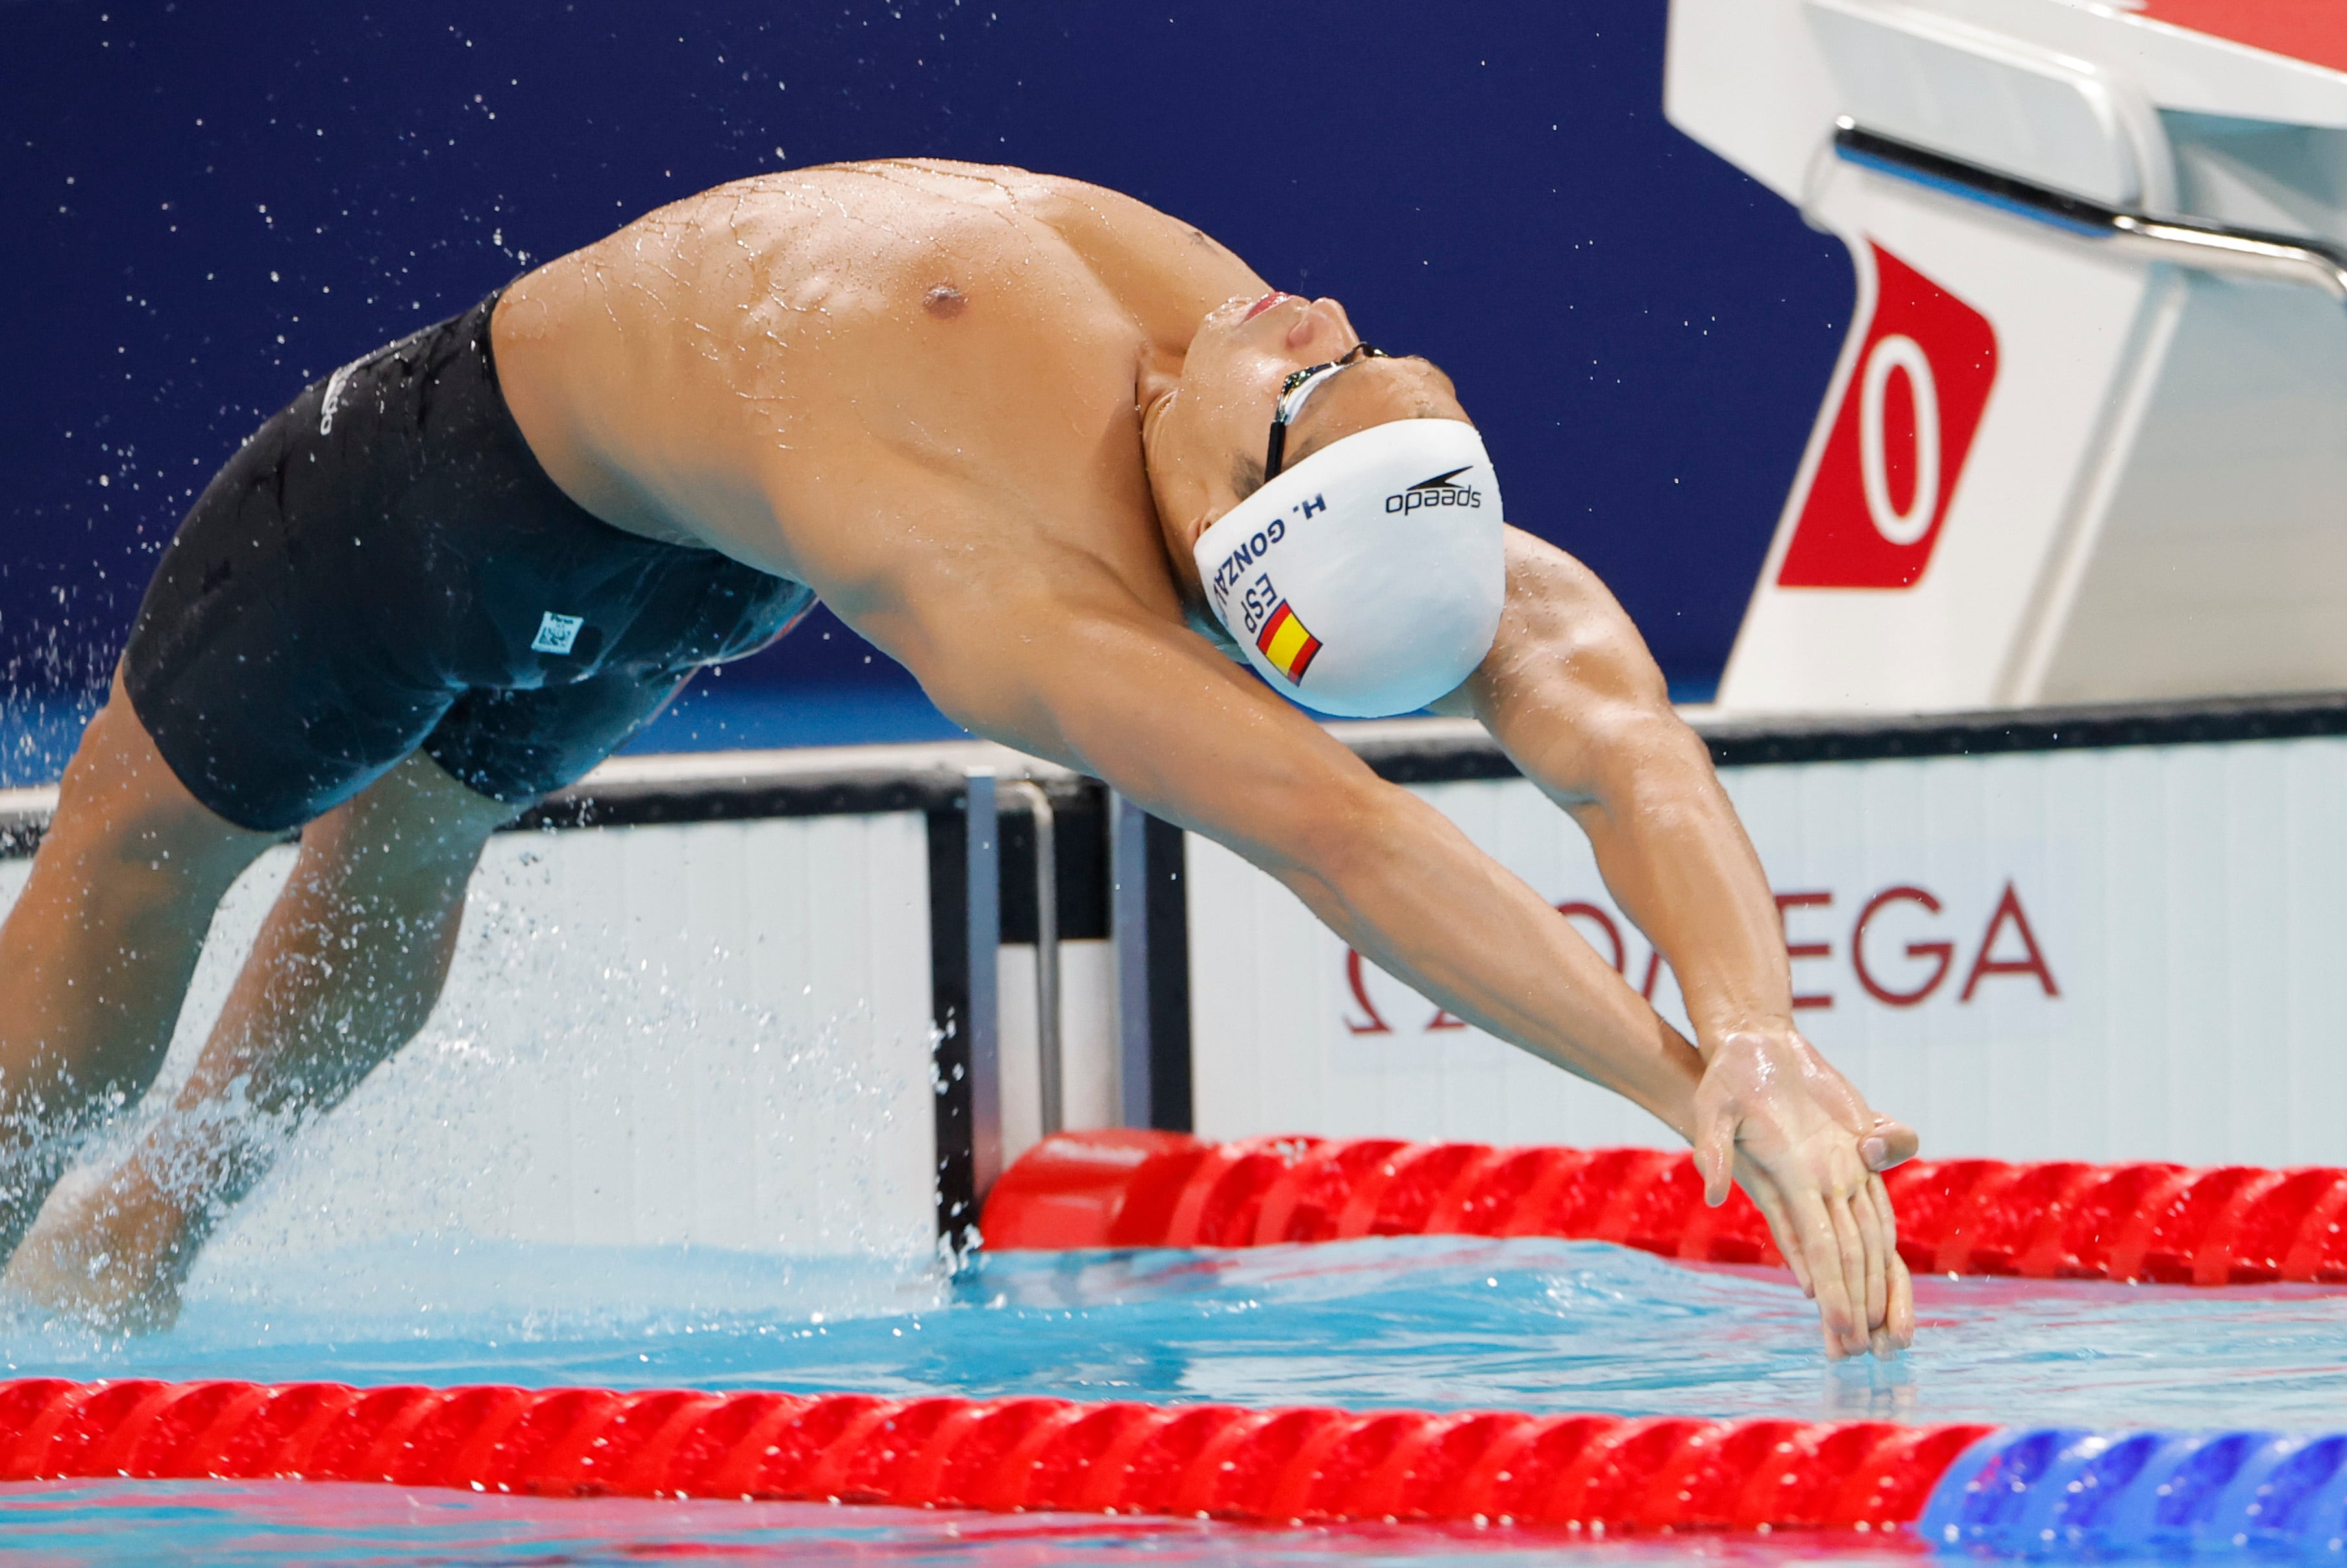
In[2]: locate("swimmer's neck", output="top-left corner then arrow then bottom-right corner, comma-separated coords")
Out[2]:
1132,342 -> 1217,593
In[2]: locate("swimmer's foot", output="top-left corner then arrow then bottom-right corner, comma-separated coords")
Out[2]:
0,1165 -> 193,1334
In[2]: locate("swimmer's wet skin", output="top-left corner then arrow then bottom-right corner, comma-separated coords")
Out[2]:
0,158 -> 1912,1355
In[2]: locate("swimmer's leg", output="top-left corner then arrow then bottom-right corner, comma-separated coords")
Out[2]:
3,746 -> 516,1328
0,665 -> 276,1260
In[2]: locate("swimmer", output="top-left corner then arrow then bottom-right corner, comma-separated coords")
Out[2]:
0,161 -> 1916,1354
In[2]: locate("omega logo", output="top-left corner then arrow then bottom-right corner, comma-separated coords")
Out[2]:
1340,880 -> 2056,1035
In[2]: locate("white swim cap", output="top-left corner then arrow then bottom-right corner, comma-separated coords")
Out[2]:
1192,419 -> 1505,718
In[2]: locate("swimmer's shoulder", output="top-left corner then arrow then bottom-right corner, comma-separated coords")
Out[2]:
791,160 -> 1252,274
584,162 -> 1256,295
1004,169 -> 1251,268
918,165 -> 1266,339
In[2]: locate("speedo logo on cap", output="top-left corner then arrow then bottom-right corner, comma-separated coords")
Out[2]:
1385,466 -> 1484,515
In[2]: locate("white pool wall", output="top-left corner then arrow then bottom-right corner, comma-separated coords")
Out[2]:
0,812 -> 940,1262
1190,731 -> 2347,1168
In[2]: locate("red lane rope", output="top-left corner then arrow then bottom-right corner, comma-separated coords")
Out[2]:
982,1131 -> 2347,1286
0,1376 -> 1990,1532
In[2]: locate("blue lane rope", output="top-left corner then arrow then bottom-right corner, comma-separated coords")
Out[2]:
1923,1427 -> 2347,1557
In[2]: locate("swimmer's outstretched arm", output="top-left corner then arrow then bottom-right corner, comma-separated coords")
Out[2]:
894,550 -> 1907,1360
1427,528 -> 1917,1357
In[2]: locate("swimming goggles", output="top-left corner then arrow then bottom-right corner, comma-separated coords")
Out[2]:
1263,342 -> 1389,482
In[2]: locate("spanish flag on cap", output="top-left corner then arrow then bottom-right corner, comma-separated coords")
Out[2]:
1255,600 -> 1323,684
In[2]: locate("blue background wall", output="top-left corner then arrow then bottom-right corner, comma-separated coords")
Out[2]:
0,0 -> 1852,768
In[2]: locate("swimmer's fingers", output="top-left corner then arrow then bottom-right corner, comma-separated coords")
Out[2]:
1824,1186 -> 1872,1359
1734,1158 -> 1813,1299
1790,1186 -> 1862,1359
1872,1249 -> 1915,1357
1865,1170 -> 1900,1255
1868,1175 -> 1915,1353
1853,1180 -> 1888,1337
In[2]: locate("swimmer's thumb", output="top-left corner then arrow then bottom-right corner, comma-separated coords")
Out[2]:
1692,1109 -> 1735,1209
1862,1115 -> 1920,1172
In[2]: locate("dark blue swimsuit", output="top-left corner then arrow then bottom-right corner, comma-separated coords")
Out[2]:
123,290 -> 813,831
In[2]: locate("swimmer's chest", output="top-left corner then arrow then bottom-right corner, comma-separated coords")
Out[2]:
544,182 -> 1199,608
674,295 -> 1172,603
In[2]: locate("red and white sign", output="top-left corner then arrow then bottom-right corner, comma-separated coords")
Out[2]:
1338,877 -> 2058,1039
1776,244 -> 1999,591
1183,738 -> 2347,1168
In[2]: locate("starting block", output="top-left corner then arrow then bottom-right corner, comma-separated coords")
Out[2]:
1668,1 -> 2347,711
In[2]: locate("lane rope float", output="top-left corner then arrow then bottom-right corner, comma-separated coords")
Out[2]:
0,1375 -> 1982,1531
1926,1426 -> 2347,1557
981,1131 -> 2347,1287
10,1375 -> 2347,1554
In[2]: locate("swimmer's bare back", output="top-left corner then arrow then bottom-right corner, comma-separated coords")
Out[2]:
492,160 -> 1250,749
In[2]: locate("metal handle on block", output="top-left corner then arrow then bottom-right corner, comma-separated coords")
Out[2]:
961,768 -> 1001,1199
1834,119 -> 2347,304
1001,780 -> 1061,1138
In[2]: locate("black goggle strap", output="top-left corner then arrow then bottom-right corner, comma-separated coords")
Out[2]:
1263,344 -> 1387,482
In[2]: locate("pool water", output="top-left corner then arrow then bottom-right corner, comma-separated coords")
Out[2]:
3,1233 -> 2345,1563
6,1234 -> 2345,1428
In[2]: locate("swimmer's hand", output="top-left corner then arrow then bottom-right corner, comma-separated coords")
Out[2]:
1688,1028 -> 1917,1361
